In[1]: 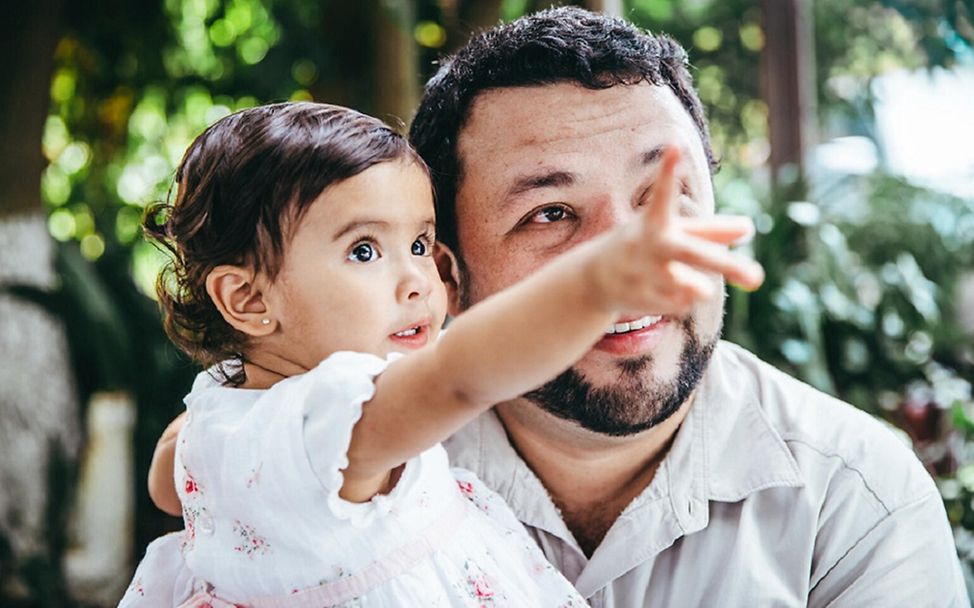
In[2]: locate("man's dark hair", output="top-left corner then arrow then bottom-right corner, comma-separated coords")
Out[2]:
409,6 -> 715,254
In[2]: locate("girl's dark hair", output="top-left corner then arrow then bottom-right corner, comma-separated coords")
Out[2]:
409,6 -> 715,254
144,102 -> 421,380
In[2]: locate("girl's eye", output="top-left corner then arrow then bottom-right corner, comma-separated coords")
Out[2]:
411,239 -> 429,256
529,206 -> 570,224
348,243 -> 378,263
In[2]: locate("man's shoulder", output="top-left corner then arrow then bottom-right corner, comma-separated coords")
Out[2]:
711,341 -> 936,513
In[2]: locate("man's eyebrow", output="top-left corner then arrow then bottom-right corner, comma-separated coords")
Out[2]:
639,145 -> 693,196
332,219 -> 391,241
639,146 -> 666,167
504,170 -> 577,201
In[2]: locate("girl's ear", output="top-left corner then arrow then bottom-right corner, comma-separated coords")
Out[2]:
434,243 -> 463,317
205,265 -> 276,336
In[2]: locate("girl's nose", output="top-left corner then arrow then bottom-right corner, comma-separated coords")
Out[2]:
397,260 -> 432,302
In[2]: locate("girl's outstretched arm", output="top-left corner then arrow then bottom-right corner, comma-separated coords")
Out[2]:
340,147 -> 764,500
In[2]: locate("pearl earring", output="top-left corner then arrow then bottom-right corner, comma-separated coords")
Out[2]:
261,319 -> 271,325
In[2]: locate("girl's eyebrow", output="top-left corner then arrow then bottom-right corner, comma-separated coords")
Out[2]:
332,219 -> 390,241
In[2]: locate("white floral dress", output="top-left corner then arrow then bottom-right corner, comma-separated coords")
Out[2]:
119,352 -> 587,608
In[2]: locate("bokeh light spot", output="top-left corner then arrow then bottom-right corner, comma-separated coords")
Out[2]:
80,233 -> 106,261
694,26 -> 723,52
48,209 -> 76,241
239,37 -> 269,64
414,21 -> 447,48
740,22 -> 765,52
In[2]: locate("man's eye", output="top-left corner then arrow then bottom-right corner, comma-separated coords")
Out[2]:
529,206 -> 569,224
348,243 -> 378,263
411,238 -> 429,256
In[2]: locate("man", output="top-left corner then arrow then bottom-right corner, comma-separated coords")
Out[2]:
409,6 -> 968,607
150,6 -> 967,606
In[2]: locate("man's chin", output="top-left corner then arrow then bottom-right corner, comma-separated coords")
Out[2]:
523,366 -> 688,437
576,351 -> 679,388
524,318 -> 718,437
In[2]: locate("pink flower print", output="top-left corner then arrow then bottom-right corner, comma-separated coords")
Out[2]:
456,480 -> 475,498
245,462 -> 262,489
127,577 -> 145,597
180,505 -> 207,553
471,576 -> 494,600
460,560 -> 498,606
457,479 -> 491,514
180,461 -> 203,499
232,520 -> 271,557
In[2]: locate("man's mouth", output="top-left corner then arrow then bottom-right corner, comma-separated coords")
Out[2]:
604,314 -> 663,335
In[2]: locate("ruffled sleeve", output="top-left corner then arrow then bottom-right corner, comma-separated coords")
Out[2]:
290,351 -> 408,527
117,532 -> 196,607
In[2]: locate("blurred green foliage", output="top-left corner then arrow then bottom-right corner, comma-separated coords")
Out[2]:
23,0 -> 974,601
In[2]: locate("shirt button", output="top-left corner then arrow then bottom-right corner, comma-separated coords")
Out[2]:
197,512 -> 215,535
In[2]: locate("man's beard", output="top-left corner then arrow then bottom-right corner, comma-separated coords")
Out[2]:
455,256 -> 719,436
523,316 -> 718,436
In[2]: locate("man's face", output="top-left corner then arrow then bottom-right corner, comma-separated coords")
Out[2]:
451,82 -> 724,435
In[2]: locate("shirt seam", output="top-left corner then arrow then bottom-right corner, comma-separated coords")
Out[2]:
808,490 -> 940,594
782,436 -> 892,514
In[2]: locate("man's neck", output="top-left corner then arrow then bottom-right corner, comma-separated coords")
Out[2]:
495,396 -> 691,557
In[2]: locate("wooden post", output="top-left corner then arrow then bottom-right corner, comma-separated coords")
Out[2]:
371,0 -> 420,128
761,0 -> 817,194
0,0 -> 61,218
585,0 -> 624,17
441,0 -> 504,54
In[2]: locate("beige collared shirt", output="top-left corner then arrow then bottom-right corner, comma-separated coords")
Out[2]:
444,341 -> 969,607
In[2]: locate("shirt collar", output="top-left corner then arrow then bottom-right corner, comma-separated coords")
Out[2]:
696,341 -> 804,502
444,341 -> 804,551
444,408 -> 580,545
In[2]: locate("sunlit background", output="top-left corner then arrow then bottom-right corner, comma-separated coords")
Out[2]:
1,0 -> 972,605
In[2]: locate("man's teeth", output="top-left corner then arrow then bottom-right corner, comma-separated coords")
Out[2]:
604,315 -> 662,335
395,327 -> 419,337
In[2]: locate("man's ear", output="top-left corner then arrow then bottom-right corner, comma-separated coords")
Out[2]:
205,265 -> 276,337
433,243 -> 463,317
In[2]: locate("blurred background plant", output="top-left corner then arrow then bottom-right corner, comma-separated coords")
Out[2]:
1,0 -> 971,604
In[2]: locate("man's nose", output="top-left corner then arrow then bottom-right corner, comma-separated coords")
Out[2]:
396,259 -> 432,302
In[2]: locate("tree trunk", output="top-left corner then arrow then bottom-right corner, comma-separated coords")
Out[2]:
0,0 -> 81,602
761,0 -> 817,196
440,0 -> 504,54
584,0 -> 624,17
371,0 -> 420,128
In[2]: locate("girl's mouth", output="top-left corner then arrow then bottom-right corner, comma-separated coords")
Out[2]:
390,324 -> 430,348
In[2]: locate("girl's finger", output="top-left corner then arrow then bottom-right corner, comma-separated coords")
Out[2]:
669,237 -> 765,291
665,261 -> 716,304
644,146 -> 683,229
679,215 -> 755,245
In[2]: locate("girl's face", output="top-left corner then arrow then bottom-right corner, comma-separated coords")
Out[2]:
262,159 -> 447,370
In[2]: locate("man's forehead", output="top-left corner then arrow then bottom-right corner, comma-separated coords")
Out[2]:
458,82 -> 693,155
